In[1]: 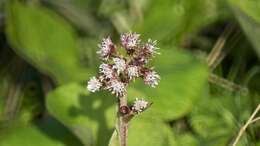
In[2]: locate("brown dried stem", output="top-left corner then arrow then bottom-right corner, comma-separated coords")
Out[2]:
232,104 -> 260,146
207,23 -> 234,69
208,73 -> 248,95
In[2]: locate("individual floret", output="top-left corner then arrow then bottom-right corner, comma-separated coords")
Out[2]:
87,77 -> 102,92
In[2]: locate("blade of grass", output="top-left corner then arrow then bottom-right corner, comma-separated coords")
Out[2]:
232,104 -> 260,146
207,23 -> 235,70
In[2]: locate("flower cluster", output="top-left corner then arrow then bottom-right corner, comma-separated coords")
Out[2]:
87,32 -> 160,98
132,98 -> 149,113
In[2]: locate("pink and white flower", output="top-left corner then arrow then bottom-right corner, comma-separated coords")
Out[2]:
87,77 -> 102,92
144,39 -> 160,56
144,71 -> 160,88
88,32 -> 160,102
132,98 -> 149,113
113,57 -> 126,74
120,32 -> 140,51
97,37 -> 115,60
126,65 -> 139,80
106,79 -> 126,97
99,63 -> 114,79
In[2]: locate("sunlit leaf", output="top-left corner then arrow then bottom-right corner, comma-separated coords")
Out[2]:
46,82 -> 176,146
46,83 -> 114,146
128,117 -> 176,146
0,117 -> 83,146
133,47 -> 208,120
175,133 -> 199,146
133,0 -> 228,45
5,1 -> 91,84
108,117 -> 177,146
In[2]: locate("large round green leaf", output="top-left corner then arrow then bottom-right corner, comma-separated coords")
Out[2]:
46,83 -> 177,146
46,83 -> 116,146
174,133 -> 199,146
108,116 -> 177,146
133,0 -> 228,45
134,48 -> 208,120
5,1 -> 91,84
0,117 -> 83,146
128,117 -> 176,146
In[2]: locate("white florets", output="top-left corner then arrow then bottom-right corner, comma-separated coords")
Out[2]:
97,37 -> 114,60
145,39 -> 160,55
88,32 -> 160,108
144,71 -> 160,88
106,79 -> 126,97
99,63 -> 114,79
87,77 -> 102,92
126,65 -> 139,80
132,98 -> 149,113
121,32 -> 141,49
113,57 -> 126,74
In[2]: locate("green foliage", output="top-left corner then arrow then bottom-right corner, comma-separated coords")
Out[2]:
5,1 -> 91,84
174,133 -> 200,146
46,83 -> 115,146
128,117 -> 176,146
133,48 -> 208,120
46,83 -> 176,146
0,117 -> 83,146
133,0 -> 229,45
0,60 -> 43,124
109,117 -> 177,146
228,0 -> 260,59
191,92 -> 252,146
0,0 -> 259,145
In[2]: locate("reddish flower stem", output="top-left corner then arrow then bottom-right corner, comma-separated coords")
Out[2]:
118,95 -> 128,146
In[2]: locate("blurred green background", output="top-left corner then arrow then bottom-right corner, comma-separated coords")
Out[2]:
0,0 -> 259,146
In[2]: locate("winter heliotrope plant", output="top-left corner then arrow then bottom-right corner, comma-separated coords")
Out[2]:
87,32 -> 160,146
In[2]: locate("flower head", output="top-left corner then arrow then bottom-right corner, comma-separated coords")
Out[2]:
113,57 -> 126,74
144,39 -> 160,57
126,65 -> 139,80
99,63 -> 114,79
97,37 -> 115,60
132,56 -> 147,66
88,32 -> 160,102
106,79 -> 126,97
144,71 -> 160,87
87,77 -> 102,92
132,98 -> 149,113
121,32 -> 140,51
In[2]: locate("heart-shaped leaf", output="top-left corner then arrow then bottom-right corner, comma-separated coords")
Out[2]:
5,1 -> 91,84
133,48 -> 208,120
46,83 -> 176,146
108,117 -> 176,146
133,0 -> 228,45
0,117 -> 83,146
